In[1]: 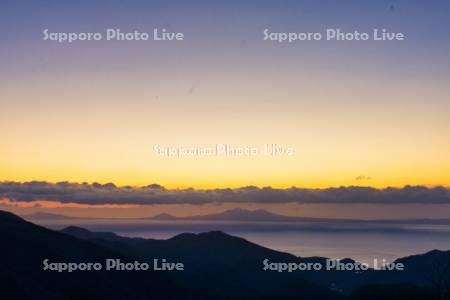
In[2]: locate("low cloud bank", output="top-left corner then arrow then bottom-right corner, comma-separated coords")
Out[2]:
0,181 -> 449,205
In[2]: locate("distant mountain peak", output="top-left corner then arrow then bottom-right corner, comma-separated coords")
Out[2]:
61,226 -> 93,235
150,213 -> 178,220
169,230 -> 235,242
147,208 -> 297,222
192,208 -> 294,222
23,212 -> 80,220
198,230 -> 233,238
61,226 -> 120,240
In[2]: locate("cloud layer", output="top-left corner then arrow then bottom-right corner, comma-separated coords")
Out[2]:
0,181 -> 449,206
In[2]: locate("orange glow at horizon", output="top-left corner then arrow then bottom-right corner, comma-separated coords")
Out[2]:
1,52 -> 450,189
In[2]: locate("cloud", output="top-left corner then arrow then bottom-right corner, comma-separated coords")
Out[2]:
355,175 -> 372,181
0,198 -> 139,209
0,181 -> 449,206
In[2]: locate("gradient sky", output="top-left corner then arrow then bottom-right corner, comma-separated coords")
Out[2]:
1,0 -> 450,189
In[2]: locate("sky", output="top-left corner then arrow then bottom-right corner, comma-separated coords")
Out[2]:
1,0 -> 450,190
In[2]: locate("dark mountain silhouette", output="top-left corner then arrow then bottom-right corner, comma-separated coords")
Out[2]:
61,226 -> 123,241
62,226 -> 351,298
63,227 -> 450,294
393,250 -> 450,299
0,210 -> 208,300
0,210 -> 343,300
61,225 -> 450,298
1,210 -> 448,299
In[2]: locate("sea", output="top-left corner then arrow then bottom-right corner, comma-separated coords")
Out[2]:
34,219 -> 450,266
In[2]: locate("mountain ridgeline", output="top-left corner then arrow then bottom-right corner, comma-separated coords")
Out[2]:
1,210 -> 449,300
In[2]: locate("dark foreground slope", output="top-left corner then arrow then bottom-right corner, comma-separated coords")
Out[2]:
0,211 -> 212,300
1,210 -> 448,300
0,210 -> 342,300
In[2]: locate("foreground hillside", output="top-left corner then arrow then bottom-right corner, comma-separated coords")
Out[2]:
1,210 -> 449,299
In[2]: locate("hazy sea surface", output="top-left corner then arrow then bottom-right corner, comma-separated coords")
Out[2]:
36,219 -> 450,265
